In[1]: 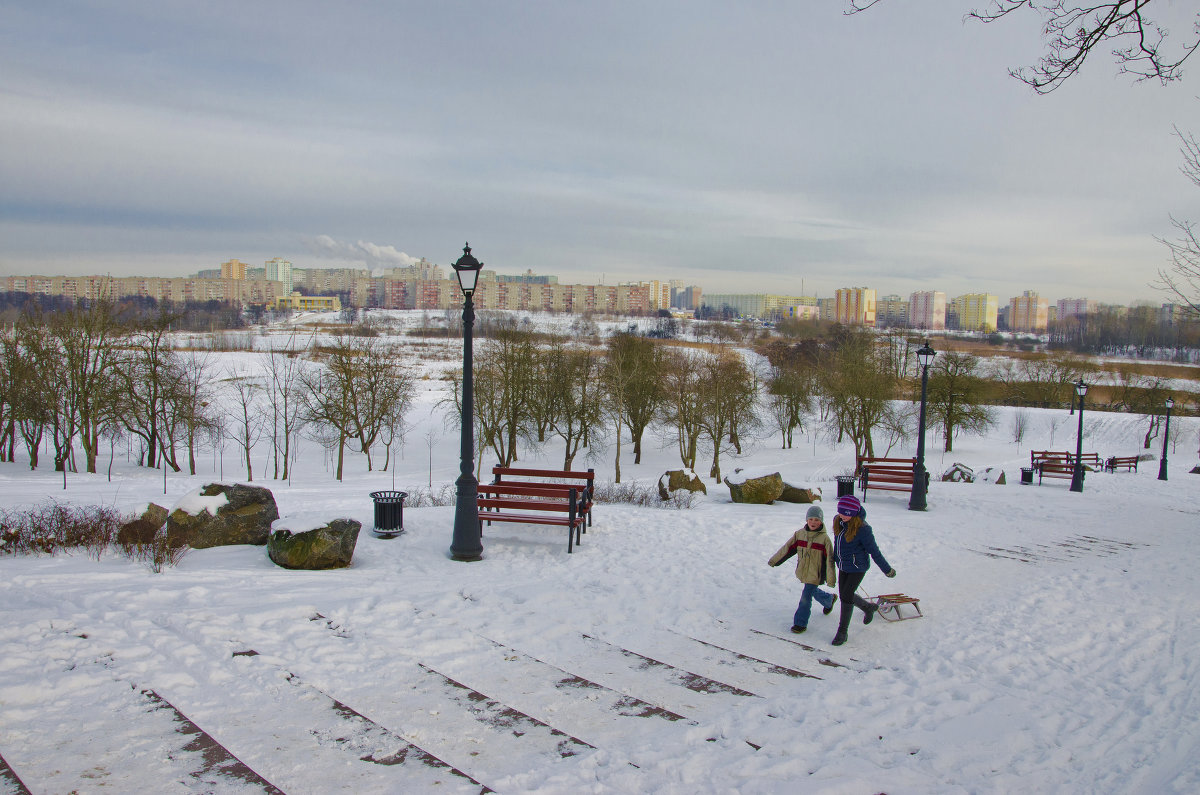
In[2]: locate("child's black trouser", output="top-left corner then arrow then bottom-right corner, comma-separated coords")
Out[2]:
836,570 -> 874,635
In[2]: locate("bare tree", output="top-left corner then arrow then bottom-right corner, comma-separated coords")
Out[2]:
261,332 -> 311,480
926,351 -> 996,452
544,343 -> 605,470
848,1 -> 1200,92
699,351 -> 760,481
1011,408 -> 1030,444
1158,127 -> 1200,317
659,349 -> 706,471
816,331 -> 899,460
223,369 -> 265,482
449,327 -> 538,467
603,332 -> 663,475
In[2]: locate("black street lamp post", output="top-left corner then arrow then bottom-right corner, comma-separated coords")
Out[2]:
1158,396 -> 1174,481
449,244 -> 484,562
909,341 -> 936,511
1069,378 -> 1088,493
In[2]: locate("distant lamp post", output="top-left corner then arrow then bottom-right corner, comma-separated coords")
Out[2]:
449,243 -> 484,562
909,340 -> 936,511
1158,396 -> 1174,481
1069,378 -> 1089,493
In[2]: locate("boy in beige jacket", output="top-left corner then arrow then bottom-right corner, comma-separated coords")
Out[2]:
768,505 -> 837,633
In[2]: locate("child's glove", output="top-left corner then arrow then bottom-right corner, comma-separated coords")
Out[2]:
886,568 -> 897,578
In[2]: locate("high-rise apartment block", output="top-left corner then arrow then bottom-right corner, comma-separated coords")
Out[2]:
876,295 -> 909,327
1057,297 -> 1097,319
908,291 -> 946,330
834,287 -> 876,326
952,293 -> 999,332
221,259 -> 248,280
264,258 -> 293,294
1009,290 -> 1049,332
701,293 -> 809,319
671,285 -> 702,311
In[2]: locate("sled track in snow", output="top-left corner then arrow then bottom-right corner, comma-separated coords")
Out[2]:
968,533 -> 1151,564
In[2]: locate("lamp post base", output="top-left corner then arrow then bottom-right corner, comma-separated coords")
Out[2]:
908,463 -> 928,511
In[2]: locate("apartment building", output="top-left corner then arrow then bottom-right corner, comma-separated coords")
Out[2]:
1009,290 -> 1049,333
909,291 -> 946,330
834,287 -> 876,326
952,293 -> 999,332
876,294 -> 909,327
1057,297 -> 1098,319
221,259 -> 249,280
264,258 -> 294,294
701,293 -> 810,320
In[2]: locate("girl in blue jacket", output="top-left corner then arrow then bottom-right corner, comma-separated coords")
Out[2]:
831,495 -> 896,646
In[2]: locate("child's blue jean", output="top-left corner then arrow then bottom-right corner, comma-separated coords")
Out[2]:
793,583 -> 836,628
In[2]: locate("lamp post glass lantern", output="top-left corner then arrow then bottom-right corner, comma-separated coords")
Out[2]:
449,243 -> 484,562
909,341 -> 935,511
1159,396 -> 1174,481
1069,378 -> 1088,492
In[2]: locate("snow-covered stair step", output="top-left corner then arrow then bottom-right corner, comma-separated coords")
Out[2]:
213,612 -> 651,790
0,616 -> 289,793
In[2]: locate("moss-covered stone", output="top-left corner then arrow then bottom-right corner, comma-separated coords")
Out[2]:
166,483 -> 279,549
268,519 -> 361,570
723,472 -> 784,504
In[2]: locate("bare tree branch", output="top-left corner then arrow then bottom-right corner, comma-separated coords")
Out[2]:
848,1 -> 1200,92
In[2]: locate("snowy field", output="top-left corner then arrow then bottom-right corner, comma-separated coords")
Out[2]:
1,321 -> 1198,794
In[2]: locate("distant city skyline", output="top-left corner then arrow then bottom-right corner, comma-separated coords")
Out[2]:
2,3 -> 1195,307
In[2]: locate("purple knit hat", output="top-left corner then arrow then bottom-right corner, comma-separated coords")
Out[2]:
836,495 -> 863,517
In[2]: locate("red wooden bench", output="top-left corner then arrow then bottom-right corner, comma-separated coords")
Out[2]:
1105,456 -> 1139,473
491,466 -> 595,527
854,456 -> 927,501
476,483 -> 587,553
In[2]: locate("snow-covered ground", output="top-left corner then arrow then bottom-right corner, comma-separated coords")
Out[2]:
1,325 -> 1198,793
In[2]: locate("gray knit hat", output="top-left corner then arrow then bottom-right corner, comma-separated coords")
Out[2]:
806,505 -> 824,521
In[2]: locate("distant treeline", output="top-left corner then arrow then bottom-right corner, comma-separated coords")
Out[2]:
0,292 -> 252,332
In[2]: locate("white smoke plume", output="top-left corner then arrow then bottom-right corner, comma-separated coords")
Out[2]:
306,235 -> 421,270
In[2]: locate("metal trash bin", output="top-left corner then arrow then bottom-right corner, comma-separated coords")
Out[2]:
1020,467 -> 1034,485
370,491 -> 407,538
836,475 -> 856,498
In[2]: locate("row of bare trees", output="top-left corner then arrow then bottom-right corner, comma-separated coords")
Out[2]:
448,328 -> 762,482
0,302 -> 417,483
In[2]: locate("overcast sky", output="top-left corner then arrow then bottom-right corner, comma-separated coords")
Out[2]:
2,1 -> 1197,305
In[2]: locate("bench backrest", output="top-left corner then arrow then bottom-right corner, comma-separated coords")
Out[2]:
493,465 -> 594,485
855,456 -> 916,475
1031,451 -> 1072,465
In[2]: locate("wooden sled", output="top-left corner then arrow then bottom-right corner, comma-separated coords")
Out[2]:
866,592 -> 923,622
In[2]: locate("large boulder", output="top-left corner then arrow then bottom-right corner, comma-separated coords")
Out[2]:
976,467 -> 1006,485
778,481 -> 820,504
658,469 -> 707,500
166,483 -> 279,549
268,518 -> 361,570
723,469 -> 784,504
116,502 -> 169,547
942,463 -> 975,483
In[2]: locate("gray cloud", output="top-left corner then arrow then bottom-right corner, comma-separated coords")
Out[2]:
0,1 -> 1195,304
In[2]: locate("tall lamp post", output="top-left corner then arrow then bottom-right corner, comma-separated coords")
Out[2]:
449,243 -> 484,562
1158,396 -> 1174,481
1069,378 -> 1088,493
909,340 -> 936,511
